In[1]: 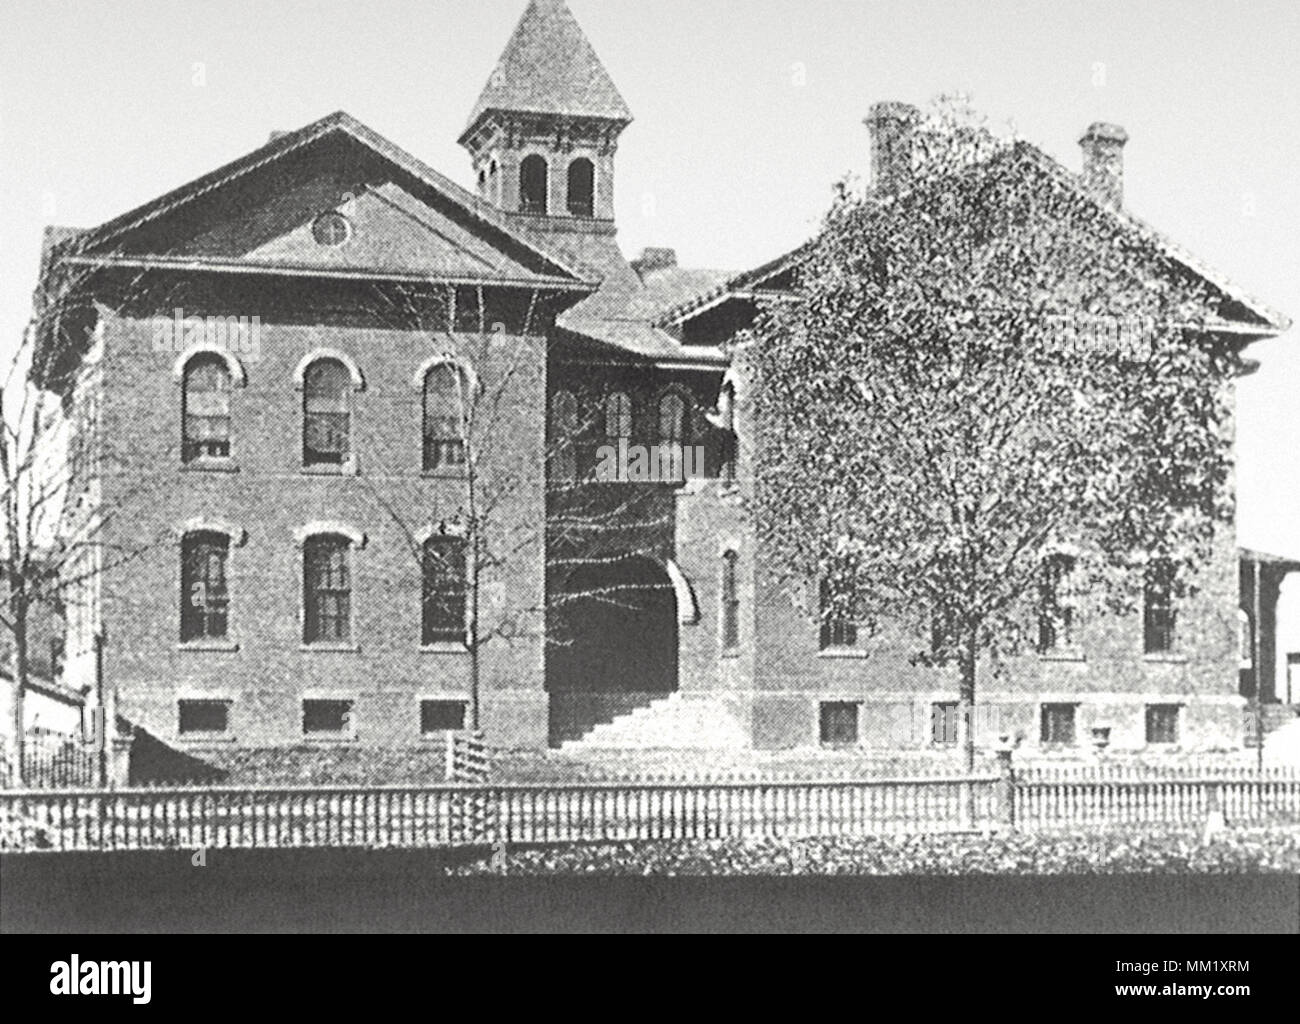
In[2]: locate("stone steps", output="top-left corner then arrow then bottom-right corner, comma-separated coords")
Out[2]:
560,693 -> 749,752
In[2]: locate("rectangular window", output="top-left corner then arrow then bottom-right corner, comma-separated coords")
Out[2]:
453,286 -> 483,333
1040,703 -> 1077,745
178,699 -> 231,737
721,551 -> 740,651
304,536 -> 351,643
421,700 -> 467,734
181,533 -> 229,641
931,702 -> 959,746
1038,553 -> 1078,653
819,701 -> 860,746
818,576 -> 858,650
1145,704 -> 1180,744
303,699 -> 353,736
422,536 -> 468,645
1144,558 -> 1176,654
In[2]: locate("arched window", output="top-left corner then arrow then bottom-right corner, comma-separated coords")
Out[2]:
520,154 -> 548,214
1037,553 -> 1078,653
550,390 -> 578,483
718,381 -> 737,482
422,535 -> 468,645
721,550 -> 740,650
303,534 -> 352,643
605,392 -> 632,442
182,353 -> 232,462
819,572 -> 858,650
423,363 -> 469,471
658,392 -> 688,482
567,158 -> 594,217
1143,558 -> 1176,654
180,531 -> 229,641
303,358 -> 351,467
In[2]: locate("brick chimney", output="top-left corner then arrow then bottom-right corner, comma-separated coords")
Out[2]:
1078,122 -> 1128,210
865,101 -> 922,193
631,247 -> 677,278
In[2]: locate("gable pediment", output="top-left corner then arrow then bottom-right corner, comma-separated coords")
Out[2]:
59,115 -> 592,291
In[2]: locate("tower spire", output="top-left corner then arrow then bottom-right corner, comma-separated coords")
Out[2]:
459,0 -> 631,223
460,0 -> 631,142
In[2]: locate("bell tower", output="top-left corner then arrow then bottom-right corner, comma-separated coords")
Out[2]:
458,0 -> 632,225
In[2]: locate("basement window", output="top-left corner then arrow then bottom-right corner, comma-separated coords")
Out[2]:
303,699 -> 353,737
1145,704 -> 1180,744
819,702 -> 860,747
931,702 -> 959,746
421,700 -> 467,735
1040,703 -> 1077,745
178,699 -> 231,737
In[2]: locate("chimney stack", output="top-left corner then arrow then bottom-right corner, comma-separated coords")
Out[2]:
1078,122 -> 1128,210
631,247 -> 678,278
865,101 -> 922,193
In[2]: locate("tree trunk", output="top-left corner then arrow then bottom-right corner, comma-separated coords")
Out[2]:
959,628 -> 978,773
10,602 -> 28,786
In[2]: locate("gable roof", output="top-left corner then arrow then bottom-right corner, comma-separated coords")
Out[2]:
52,111 -> 596,292
655,244 -> 808,328
1012,140 -> 1290,335
460,0 -> 632,142
660,135 -> 1291,338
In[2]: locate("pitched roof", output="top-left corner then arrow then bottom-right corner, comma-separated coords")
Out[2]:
55,111 -> 596,291
461,0 -> 632,141
1012,140 -> 1291,335
659,134 -> 1292,338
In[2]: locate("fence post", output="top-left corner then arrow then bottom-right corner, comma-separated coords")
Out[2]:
997,744 -> 1016,831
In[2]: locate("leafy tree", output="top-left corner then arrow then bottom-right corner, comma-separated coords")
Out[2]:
753,97 -> 1240,768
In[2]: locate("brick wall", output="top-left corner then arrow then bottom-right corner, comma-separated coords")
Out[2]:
90,285 -> 551,760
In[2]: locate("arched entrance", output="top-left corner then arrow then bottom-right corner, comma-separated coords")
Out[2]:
547,554 -> 679,744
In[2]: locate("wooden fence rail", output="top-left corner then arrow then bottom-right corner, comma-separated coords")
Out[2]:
1,764 -> 1297,853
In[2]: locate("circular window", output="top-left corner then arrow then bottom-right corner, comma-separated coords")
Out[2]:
311,211 -> 352,247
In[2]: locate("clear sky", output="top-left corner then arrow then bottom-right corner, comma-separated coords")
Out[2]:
1,0 -> 1296,635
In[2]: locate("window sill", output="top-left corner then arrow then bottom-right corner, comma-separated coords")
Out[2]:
818,647 -> 866,660
720,648 -> 742,660
421,643 -> 470,655
300,643 -> 361,653
302,734 -> 358,744
177,640 -> 240,653
176,734 -> 237,744
301,459 -> 358,477
421,468 -> 469,481
419,731 -> 462,742
1038,650 -> 1086,663
820,741 -> 861,751
181,458 -> 239,474
1143,653 -> 1188,665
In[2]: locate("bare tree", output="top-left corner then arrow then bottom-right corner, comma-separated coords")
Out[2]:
2,236 -> 170,783
360,282 -> 683,735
